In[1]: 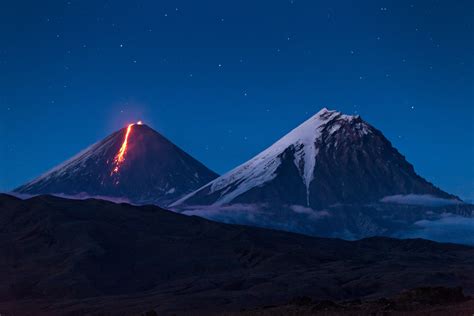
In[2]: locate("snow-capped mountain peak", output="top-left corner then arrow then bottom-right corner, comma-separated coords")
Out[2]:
172,108 -> 453,210
173,108 -> 369,207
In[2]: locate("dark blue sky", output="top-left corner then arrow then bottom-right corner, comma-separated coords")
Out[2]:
1,0 -> 473,200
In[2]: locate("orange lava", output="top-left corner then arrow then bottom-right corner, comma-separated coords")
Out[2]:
111,123 -> 134,175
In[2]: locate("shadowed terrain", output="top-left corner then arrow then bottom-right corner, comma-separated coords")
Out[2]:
226,286 -> 474,316
0,194 -> 473,315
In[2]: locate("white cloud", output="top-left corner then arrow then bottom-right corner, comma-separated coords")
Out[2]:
6,191 -> 133,205
380,194 -> 462,206
290,205 -> 330,220
396,214 -> 474,245
177,203 -> 267,224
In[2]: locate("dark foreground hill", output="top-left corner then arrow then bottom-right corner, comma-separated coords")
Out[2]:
231,286 -> 474,316
0,194 -> 473,315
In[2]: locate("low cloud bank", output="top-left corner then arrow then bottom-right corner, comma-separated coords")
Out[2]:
381,194 -> 462,206
396,214 -> 474,245
178,204 -> 266,225
6,191 -> 133,205
290,205 -> 330,219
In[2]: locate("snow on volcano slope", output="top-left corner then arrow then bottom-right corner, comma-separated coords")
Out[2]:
172,108 -> 456,209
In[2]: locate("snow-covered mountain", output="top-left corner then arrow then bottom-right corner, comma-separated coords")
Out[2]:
173,108 -> 456,208
15,123 -> 218,206
171,108 -> 467,239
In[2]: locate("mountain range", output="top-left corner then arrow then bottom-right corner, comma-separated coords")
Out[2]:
13,109 -> 473,242
4,109 -> 474,314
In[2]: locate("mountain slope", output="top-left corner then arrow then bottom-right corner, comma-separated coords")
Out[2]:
170,109 -> 470,240
14,123 -> 218,206
0,194 -> 473,315
173,108 -> 456,209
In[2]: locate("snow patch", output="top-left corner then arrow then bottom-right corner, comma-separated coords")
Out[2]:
17,133 -> 117,190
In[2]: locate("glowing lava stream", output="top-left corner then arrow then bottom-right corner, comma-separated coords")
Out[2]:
112,123 -> 134,175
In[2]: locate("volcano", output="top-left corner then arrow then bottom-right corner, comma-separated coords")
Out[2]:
14,123 -> 218,206
173,108 -> 457,208
172,108 -> 468,239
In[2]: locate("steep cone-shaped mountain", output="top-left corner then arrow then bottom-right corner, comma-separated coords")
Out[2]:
15,123 -> 218,206
173,108 -> 457,209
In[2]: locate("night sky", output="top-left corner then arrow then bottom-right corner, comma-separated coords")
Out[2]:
1,0 -> 473,200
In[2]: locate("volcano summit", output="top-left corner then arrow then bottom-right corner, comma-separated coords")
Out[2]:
15,123 -> 218,206
172,109 -> 469,240
173,108 -> 457,208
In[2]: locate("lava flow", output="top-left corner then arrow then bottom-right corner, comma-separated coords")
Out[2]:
111,123 -> 134,175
